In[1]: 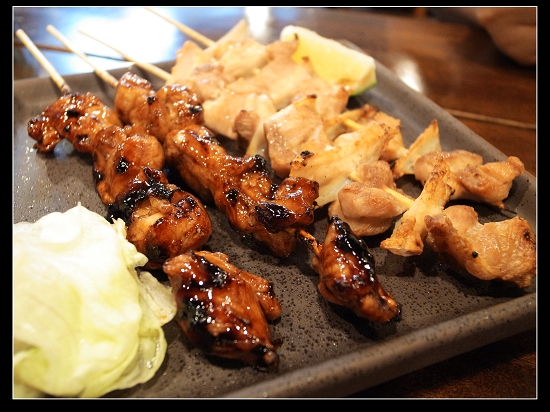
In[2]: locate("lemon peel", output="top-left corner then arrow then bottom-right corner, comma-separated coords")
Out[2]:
280,25 -> 377,96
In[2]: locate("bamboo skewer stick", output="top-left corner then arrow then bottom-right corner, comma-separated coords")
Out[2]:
144,6 -> 215,48
13,39 -> 126,61
444,108 -> 536,131
15,28 -> 72,94
46,25 -> 119,89
79,28 -> 170,81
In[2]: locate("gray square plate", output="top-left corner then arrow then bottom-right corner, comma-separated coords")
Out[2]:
13,60 -> 536,398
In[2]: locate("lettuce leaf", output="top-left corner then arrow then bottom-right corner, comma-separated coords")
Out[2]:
13,204 -> 173,398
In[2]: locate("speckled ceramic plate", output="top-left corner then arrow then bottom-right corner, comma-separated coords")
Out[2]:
13,60 -> 536,398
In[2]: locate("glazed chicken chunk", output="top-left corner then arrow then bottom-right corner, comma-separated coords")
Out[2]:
27,91 -> 122,153
107,167 -> 212,270
425,205 -> 536,288
164,124 -> 319,257
298,216 -> 401,323
92,124 -> 165,205
114,71 -> 203,143
163,250 -> 282,370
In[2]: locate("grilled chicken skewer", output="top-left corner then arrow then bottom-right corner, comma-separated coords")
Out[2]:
23,28 -> 284,368
21,29 -> 212,270
164,124 -> 320,257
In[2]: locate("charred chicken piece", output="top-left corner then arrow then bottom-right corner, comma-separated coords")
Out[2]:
298,216 -> 401,323
164,124 -> 319,257
163,250 -> 282,370
92,124 -> 165,205
28,91 -> 212,271
108,167 -> 212,270
114,71 -> 203,143
27,92 -> 122,153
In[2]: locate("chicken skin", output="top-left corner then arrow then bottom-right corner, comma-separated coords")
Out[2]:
425,205 -> 536,288
298,216 -> 401,323
163,250 -> 282,370
164,124 -> 319,257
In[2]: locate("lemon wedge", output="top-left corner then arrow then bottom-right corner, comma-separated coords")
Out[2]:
280,25 -> 377,96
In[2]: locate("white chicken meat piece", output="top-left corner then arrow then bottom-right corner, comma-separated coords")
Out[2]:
381,155 -> 453,256
263,95 -> 334,178
324,104 -> 407,162
166,19 -> 255,86
424,205 -> 536,288
414,150 -> 525,209
182,62 -> 232,102
203,89 -> 275,140
289,121 -> 392,207
328,160 -> 414,236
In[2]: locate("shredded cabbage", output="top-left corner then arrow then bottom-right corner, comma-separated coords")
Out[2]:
13,204 -> 174,398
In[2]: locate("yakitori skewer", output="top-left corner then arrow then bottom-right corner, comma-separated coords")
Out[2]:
20,28 -> 213,270
144,6 -> 215,48
18,28 -> 288,370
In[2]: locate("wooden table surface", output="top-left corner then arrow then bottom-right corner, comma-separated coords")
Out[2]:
13,7 -> 537,399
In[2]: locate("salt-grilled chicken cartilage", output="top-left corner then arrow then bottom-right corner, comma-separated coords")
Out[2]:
163,250 -> 282,371
381,157 -> 453,257
108,167 -> 212,270
27,92 -> 123,153
392,119 -> 441,180
114,71 -> 203,143
298,216 -> 401,323
414,150 -> 526,209
164,124 -> 320,257
323,103 -> 407,163
289,120 -> 393,207
424,205 -> 536,289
